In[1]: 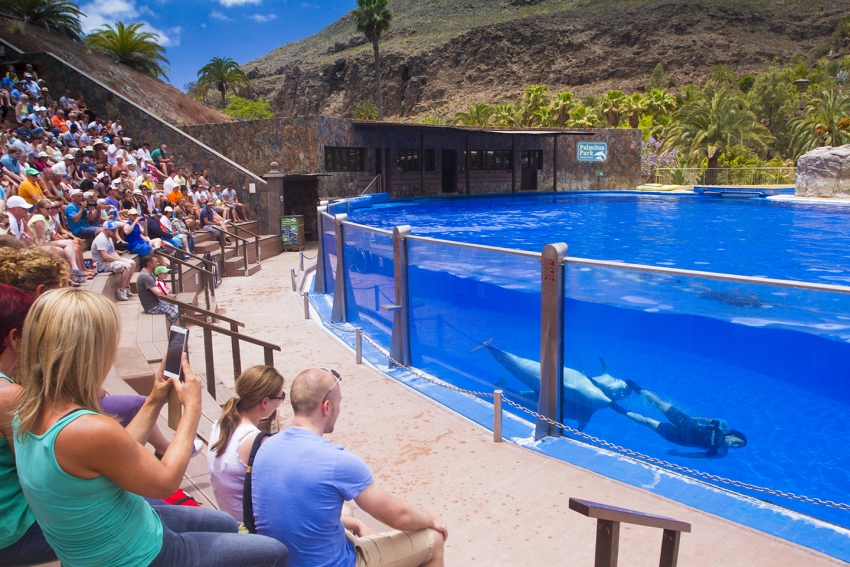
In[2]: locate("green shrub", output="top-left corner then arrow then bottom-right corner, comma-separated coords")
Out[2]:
351,100 -> 379,120
223,96 -> 273,121
738,74 -> 756,93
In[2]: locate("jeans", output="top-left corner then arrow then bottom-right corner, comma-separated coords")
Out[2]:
0,521 -> 56,566
148,506 -> 288,567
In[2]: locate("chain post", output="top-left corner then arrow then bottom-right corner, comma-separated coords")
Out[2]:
290,268 -> 297,291
303,293 -> 310,319
355,327 -> 363,364
494,389 -> 503,442
537,242 -> 568,440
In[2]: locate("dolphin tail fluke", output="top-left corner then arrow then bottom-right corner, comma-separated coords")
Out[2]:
599,357 -> 607,374
470,338 -> 494,353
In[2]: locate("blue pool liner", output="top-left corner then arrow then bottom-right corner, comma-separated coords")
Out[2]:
306,290 -> 850,563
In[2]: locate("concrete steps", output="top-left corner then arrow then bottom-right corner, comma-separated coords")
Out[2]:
224,258 -> 261,277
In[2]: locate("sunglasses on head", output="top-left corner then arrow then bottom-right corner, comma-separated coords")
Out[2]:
321,368 -> 342,403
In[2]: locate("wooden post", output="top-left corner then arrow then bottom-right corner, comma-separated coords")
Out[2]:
263,347 -> 275,367
659,530 -> 682,567
230,322 -> 242,378
203,327 -> 216,399
595,519 -> 620,567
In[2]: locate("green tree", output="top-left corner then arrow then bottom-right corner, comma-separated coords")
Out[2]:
353,0 -> 392,120
491,104 -> 517,126
516,84 -> 551,126
788,90 -> 850,158
223,96 -> 273,120
644,89 -> 676,117
351,100 -> 379,120
197,56 -> 251,106
600,90 -> 625,127
84,22 -> 169,78
622,92 -> 644,128
748,65 -> 798,156
669,90 -> 771,177
708,64 -> 736,87
452,103 -> 493,126
738,74 -> 756,94
6,0 -> 84,39
566,106 -> 603,128
549,91 -> 576,127
645,63 -> 669,91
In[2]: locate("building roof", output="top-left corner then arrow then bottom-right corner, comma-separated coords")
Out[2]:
351,121 -> 600,136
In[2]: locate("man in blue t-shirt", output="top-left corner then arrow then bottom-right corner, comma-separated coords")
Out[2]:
252,369 -> 448,567
64,189 -> 99,238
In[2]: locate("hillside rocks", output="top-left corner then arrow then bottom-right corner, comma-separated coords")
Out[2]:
242,0 -> 849,120
796,145 -> 850,199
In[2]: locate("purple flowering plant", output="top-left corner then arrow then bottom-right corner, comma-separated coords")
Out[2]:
641,137 -> 678,176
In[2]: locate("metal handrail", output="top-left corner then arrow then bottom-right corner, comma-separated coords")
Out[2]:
182,314 -> 281,399
361,174 -> 381,195
654,167 -> 797,186
564,256 -> 850,294
154,249 -> 215,311
405,234 -> 541,259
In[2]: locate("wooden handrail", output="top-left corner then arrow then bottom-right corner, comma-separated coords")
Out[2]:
176,247 -> 215,266
182,316 -> 279,350
361,174 -> 381,195
569,498 -> 690,567
231,224 -> 259,239
158,295 -> 244,327
154,249 -> 214,276
220,229 -> 252,243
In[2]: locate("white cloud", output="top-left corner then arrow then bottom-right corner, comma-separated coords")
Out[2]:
79,0 -> 183,47
219,0 -> 262,6
210,11 -> 235,21
248,13 -> 277,22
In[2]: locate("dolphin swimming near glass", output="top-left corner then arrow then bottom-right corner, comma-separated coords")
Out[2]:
471,339 -> 631,430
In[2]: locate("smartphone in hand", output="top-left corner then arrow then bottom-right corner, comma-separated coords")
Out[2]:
163,326 -> 188,381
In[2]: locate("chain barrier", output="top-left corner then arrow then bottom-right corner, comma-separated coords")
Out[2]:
303,294 -> 849,511
301,253 -> 318,260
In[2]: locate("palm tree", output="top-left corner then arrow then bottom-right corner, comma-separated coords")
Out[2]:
491,104 -> 517,126
452,103 -> 493,126
84,22 -> 169,79
788,90 -> 850,158
566,106 -> 603,128
353,0 -> 392,120
644,89 -> 676,118
600,90 -> 625,127
516,84 -> 550,126
669,90 -> 771,182
622,93 -> 644,128
708,64 -> 736,86
6,0 -> 84,39
197,56 -> 251,106
549,91 -> 576,127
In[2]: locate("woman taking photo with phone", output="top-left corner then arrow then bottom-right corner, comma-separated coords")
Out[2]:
12,289 -> 288,567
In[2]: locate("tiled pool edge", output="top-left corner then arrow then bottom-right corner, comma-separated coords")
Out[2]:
306,291 -> 850,563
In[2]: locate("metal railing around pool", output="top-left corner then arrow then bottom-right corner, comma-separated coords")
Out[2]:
306,203 -> 850,519
654,167 -> 796,186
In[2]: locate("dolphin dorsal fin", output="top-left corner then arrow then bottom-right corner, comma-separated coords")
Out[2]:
599,357 -> 607,374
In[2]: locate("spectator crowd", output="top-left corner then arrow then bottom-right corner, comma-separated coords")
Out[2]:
1,61 -> 250,300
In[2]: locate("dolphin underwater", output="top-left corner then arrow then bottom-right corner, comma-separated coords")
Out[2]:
471,340 -> 618,430
585,357 -> 631,402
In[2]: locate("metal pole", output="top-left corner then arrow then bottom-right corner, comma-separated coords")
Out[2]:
303,293 -> 310,319
330,213 -> 348,323
315,206 -> 327,294
290,268 -> 297,291
536,242 -> 568,440
355,327 -> 362,364
300,251 -> 305,273
494,389 -> 503,442
389,225 -> 412,367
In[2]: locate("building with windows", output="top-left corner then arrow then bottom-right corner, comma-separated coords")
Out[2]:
184,116 -> 641,240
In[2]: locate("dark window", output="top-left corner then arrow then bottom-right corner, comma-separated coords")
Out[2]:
397,149 -> 436,172
325,147 -> 365,172
521,150 -> 543,170
461,150 -> 513,171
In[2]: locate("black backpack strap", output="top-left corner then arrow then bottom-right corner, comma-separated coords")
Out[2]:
242,431 -> 272,534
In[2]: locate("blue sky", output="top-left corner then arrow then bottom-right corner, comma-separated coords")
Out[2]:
78,0 -> 358,92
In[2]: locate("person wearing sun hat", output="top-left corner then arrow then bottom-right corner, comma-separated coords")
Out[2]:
17,168 -> 44,206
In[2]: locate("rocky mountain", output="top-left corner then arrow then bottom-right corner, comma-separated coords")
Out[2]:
243,0 -> 850,120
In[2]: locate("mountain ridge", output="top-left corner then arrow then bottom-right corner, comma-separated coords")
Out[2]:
242,0 -> 849,120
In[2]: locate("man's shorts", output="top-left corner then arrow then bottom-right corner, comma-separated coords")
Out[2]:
72,226 -> 98,239
346,529 -> 434,567
98,260 -> 133,273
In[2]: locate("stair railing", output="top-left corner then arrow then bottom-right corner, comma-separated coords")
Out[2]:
361,174 -> 381,195
154,249 -> 215,312
230,224 -> 262,264
217,229 -> 255,276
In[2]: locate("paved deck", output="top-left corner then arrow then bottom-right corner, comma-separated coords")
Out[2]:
171,244 -> 844,567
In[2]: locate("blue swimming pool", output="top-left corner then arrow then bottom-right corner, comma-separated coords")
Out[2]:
319,192 -> 850,533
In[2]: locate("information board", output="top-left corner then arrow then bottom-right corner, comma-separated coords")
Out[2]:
577,142 -> 608,162
280,217 -> 299,245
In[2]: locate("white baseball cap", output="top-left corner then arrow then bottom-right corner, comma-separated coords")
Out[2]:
6,196 -> 29,209
70,188 -> 83,196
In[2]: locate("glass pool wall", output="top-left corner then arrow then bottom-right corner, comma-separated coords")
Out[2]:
318,205 -> 850,529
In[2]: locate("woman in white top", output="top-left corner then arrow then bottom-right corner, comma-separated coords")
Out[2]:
27,199 -> 87,279
208,365 -> 285,523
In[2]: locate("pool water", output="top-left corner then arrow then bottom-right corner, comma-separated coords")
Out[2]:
333,193 -> 850,529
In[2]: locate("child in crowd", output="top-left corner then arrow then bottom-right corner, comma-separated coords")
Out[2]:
154,265 -> 171,296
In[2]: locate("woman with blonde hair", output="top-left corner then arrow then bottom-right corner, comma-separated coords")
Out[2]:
13,289 -> 288,566
208,365 -> 285,522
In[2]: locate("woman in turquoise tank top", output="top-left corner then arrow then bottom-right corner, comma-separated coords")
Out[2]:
13,289 -> 288,567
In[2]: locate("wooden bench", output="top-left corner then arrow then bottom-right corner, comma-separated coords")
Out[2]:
569,498 -> 691,567
137,309 -> 169,363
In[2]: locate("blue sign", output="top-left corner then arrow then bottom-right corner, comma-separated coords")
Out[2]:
577,142 -> 608,162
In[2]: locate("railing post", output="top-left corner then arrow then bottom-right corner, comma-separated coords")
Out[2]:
230,322 -> 242,378
202,269 -> 211,311
203,326 -> 216,400
355,327 -> 362,364
243,239 -> 249,276
300,251 -> 305,273
494,389 -> 503,442
536,242 -> 567,440
315,206 -> 328,294
291,268 -> 297,291
263,347 -> 274,367
303,293 -> 310,319
255,234 -> 260,264
389,225 -> 412,367
169,255 -> 177,293
330,213 -> 348,323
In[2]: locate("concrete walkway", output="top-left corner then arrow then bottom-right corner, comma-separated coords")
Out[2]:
184,245 -> 844,567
